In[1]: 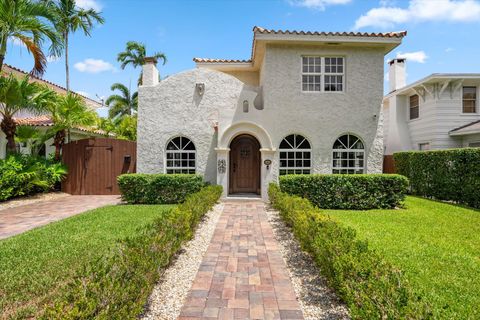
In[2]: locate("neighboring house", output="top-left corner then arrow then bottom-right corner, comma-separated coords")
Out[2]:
0,64 -> 105,159
137,26 -> 406,199
383,59 -> 480,155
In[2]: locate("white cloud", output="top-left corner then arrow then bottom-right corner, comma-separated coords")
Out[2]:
288,0 -> 351,11
445,47 -> 455,52
75,90 -> 90,97
74,58 -> 115,73
76,0 -> 102,11
47,55 -> 60,63
354,0 -> 480,29
396,51 -> 428,63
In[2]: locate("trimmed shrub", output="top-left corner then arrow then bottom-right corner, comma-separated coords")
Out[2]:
394,148 -> 480,208
43,185 -> 222,319
279,174 -> 409,210
269,184 -> 431,319
0,154 -> 67,202
117,174 -> 204,204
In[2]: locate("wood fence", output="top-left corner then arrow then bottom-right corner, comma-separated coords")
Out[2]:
383,155 -> 396,174
62,138 -> 136,195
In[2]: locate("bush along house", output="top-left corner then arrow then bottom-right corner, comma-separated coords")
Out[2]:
137,26 -> 406,200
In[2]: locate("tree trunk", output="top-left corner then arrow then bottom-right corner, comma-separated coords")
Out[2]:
0,35 -> 8,73
0,115 -> 17,154
53,129 -> 66,161
65,32 -> 70,92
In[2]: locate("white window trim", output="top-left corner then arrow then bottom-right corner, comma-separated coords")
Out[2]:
331,134 -> 365,174
462,86 -> 478,114
164,136 -> 197,174
279,134 -> 312,174
301,56 -> 345,93
418,142 -> 430,151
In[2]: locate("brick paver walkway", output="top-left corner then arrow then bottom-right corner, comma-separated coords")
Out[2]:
179,200 -> 304,320
0,195 -> 120,240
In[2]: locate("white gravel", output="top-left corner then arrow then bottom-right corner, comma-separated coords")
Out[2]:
141,203 -> 224,320
0,192 -> 70,212
265,205 -> 350,320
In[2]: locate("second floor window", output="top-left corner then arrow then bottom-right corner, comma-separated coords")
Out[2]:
463,86 -> 476,113
409,95 -> 419,120
302,56 -> 344,92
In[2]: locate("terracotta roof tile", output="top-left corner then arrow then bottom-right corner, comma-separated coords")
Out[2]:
2,64 -> 102,107
253,26 -> 407,38
193,58 -> 252,63
13,116 -> 110,136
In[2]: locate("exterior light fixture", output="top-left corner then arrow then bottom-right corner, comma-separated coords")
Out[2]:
264,159 -> 272,170
196,83 -> 205,96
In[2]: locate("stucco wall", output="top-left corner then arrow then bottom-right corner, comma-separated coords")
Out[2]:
257,44 -> 385,173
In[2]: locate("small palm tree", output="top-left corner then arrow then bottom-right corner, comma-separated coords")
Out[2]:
45,0 -> 104,91
46,92 -> 96,160
0,75 -> 52,153
117,41 -> 166,85
105,82 -> 138,119
115,115 -> 137,141
0,0 -> 60,76
15,125 -> 53,156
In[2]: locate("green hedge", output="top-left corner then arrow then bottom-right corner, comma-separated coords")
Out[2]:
0,155 -> 67,202
279,174 -> 409,210
44,185 -> 222,319
117,174 -> 204,204
394,148 -> 480,208
268,184 -> 431,319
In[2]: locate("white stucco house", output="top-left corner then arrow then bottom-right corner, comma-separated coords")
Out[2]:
0,64 -> 106,159
383,58 -> 480,155
137,26 -> 407,199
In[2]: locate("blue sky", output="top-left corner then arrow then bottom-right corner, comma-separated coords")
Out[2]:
5,0 -> 480,116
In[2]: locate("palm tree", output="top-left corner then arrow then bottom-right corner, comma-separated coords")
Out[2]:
0,0 -> 60,76
15,125 -> 53,156
117,41 -> 166,85
0,75 -> 51,153
45,0 -> 104,91
105,82 -> 137,119
115,114 -> 137,141
46,92 -> 96,160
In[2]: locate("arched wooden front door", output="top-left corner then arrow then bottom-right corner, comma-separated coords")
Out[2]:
229,134 -> 261,194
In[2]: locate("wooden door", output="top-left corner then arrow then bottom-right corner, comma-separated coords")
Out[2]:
229,135 -> 260,194
83,146 -> 113,195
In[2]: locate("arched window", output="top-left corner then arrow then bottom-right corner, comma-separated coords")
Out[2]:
166,136 -> 196,174
279,134 -> 311,175
332,134 -> 365,174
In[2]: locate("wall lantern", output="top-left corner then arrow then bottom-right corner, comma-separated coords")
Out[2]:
243,100 -> 249,113
264,159 -> 272,170
196,83 -> 205,96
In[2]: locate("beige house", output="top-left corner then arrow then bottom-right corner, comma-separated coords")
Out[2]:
383,59 -> 480,155
0,64 -> 105,159
138,27 -> 406,199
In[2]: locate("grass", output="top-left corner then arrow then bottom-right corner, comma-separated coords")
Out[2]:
0,204 -> 174,319
327,196 -> 480,320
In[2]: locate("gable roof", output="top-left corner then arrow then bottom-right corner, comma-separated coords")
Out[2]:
194,26 -> 406,69
1,64 -> 102,109
449,120 -> 480,136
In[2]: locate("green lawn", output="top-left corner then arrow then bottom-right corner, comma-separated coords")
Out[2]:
0,204 -> 173,319
327,196 -> 480,320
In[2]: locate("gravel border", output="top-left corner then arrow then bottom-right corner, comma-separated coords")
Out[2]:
141,203 -> 224,320
0,192 -> 70,212
265,204 -> 350,320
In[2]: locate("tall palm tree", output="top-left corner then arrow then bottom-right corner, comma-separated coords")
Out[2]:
117,41 -> 166,85
0,0 -> 60,76
0,75 -> 51,153
105,82 -> 137,119
46,92 -> 96,160
45,0 -> 104,91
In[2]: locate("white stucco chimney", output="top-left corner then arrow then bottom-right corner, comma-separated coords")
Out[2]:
142,57 -> 159,86
388,58 -> 406,92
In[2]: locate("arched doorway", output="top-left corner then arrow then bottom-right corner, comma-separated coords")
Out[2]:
229,134 -> 261,195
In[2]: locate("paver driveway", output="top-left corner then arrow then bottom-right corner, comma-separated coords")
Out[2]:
179,200 -> 304,320
0,195 -> 120,240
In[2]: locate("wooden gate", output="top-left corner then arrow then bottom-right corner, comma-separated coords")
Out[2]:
383,155 -> 396,173
62,138 -> 136,195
